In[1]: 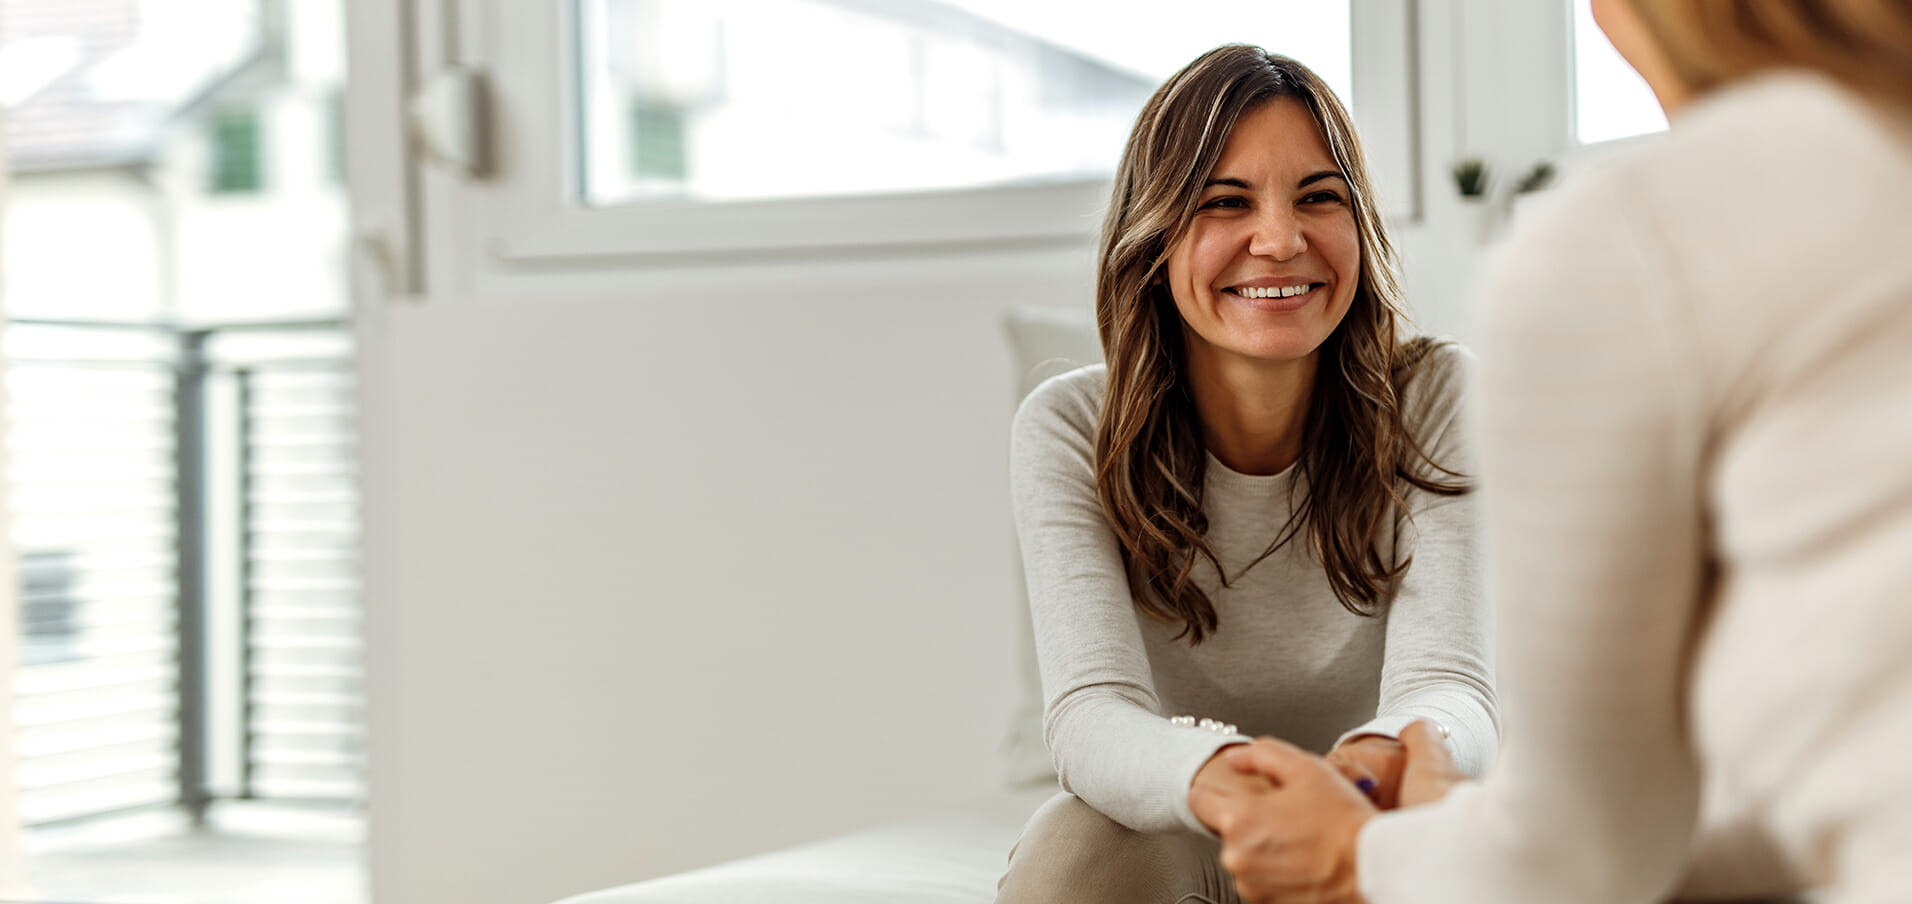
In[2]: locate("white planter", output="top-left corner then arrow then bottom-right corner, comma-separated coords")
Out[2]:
1459,197 -> 1496,243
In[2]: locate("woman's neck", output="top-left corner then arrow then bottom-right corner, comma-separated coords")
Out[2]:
1185,349 -> 1318,476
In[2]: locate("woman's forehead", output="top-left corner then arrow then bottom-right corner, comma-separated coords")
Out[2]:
1211,98 -> 1340,179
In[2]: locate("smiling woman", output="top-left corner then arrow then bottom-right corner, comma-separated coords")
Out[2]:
996,45 -> 1499,904
1092,47 -> 1459,633
1167,99 -> 1362,425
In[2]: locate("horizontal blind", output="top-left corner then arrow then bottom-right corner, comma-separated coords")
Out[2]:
229,335 -> 361,802
7,327 -> 183,826
6,323 -> 363,824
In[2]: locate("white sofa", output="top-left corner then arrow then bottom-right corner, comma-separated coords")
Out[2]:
552,307 -> 1104,904
555,786 -> 1057,904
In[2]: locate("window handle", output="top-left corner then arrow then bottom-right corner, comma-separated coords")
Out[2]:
408,66 -> 493,179
353,224 -> 408,298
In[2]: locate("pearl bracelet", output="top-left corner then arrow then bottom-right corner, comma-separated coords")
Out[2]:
1169,715 -> 1239,736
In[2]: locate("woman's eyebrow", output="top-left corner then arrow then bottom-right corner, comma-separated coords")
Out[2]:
1202,171 -> 1347,191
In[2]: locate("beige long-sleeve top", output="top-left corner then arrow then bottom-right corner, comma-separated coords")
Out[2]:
1011,345 -> 1498,836
1359,71 -> 1912,903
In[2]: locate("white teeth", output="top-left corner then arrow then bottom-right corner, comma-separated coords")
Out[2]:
1236,285 -> 1314,299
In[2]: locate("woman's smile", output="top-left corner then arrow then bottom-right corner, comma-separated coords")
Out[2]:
1223,280 -> 1328,311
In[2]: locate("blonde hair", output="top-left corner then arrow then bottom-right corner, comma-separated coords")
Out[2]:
1625,0 -> 1912,106
1093,45 -> 1465,643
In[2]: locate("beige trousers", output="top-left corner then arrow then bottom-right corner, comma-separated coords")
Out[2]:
996,792 -> 1242,904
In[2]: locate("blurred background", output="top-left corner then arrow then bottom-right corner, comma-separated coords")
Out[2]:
0,1 -> 1663,902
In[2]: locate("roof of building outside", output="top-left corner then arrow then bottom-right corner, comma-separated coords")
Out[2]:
1,0 -> 263,173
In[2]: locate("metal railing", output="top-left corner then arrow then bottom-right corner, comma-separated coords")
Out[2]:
7,318 -> 361,826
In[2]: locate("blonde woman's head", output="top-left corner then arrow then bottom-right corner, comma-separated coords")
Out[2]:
1597,0 -> 1912,111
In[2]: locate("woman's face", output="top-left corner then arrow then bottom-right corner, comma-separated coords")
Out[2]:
1163,98 -> 1360,374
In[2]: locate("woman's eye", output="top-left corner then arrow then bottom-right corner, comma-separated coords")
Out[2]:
1201,196 -> 1248,210
1304,191 -> 1346,205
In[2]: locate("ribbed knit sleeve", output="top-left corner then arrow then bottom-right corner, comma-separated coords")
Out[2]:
1009,368 -> 1250,835
1358,164 -> 1707,903
1335,345 -> 1499,778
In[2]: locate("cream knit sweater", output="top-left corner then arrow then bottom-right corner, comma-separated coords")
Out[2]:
1359,71 -> 1912,903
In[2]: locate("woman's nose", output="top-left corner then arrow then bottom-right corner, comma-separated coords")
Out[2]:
1248,208 -> 1307,260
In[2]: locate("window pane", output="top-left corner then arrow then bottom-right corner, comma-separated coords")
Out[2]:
209,107 -> 265,193
1573,0 -> 1666,144
576,0 -> 1351,205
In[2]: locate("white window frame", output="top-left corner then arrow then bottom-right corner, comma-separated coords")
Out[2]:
365,1 -> 1422,297
1470,0 -> 1665,182
481,0 -> 1122,258
1561,0 -> 1668,171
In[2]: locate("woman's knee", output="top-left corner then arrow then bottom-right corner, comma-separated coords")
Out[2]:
998,793 -> 1226,904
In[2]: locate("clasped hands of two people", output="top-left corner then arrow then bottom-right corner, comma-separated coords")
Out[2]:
1187,720 -> 1464,904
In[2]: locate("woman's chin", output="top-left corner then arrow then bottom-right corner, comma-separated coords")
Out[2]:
1191,341 -> 1326,372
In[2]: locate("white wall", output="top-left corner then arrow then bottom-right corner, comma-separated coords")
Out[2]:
1,172 -> 170,322
360,246 -> 1093,904
0,110 -> 28,898
1392,0 -> 1574,343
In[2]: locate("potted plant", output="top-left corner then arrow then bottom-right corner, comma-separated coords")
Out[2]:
1452,157 -> 1494,241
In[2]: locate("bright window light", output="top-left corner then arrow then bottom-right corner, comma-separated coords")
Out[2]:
576,0 -> 1352,205
1573,0 -> 1667,144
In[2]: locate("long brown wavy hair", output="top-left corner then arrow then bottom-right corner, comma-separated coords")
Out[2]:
1094,45 -> 1467,644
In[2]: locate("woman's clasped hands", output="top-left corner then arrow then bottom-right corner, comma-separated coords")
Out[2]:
1187,720 -> 1465,904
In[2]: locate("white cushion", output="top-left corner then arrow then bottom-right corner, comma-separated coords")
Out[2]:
552,787 -> 1054,904
998,306 -> 1102,786
1003,305 -> 1103,398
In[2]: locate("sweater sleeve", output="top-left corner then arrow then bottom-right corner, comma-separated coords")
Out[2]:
1010,370 -> 1248,836
1334,346 -> 1499,778
1357,171 -> 1708,902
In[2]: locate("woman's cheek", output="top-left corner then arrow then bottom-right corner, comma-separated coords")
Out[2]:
1197,225 -> 1245,274
1323,222 -> 1361,277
